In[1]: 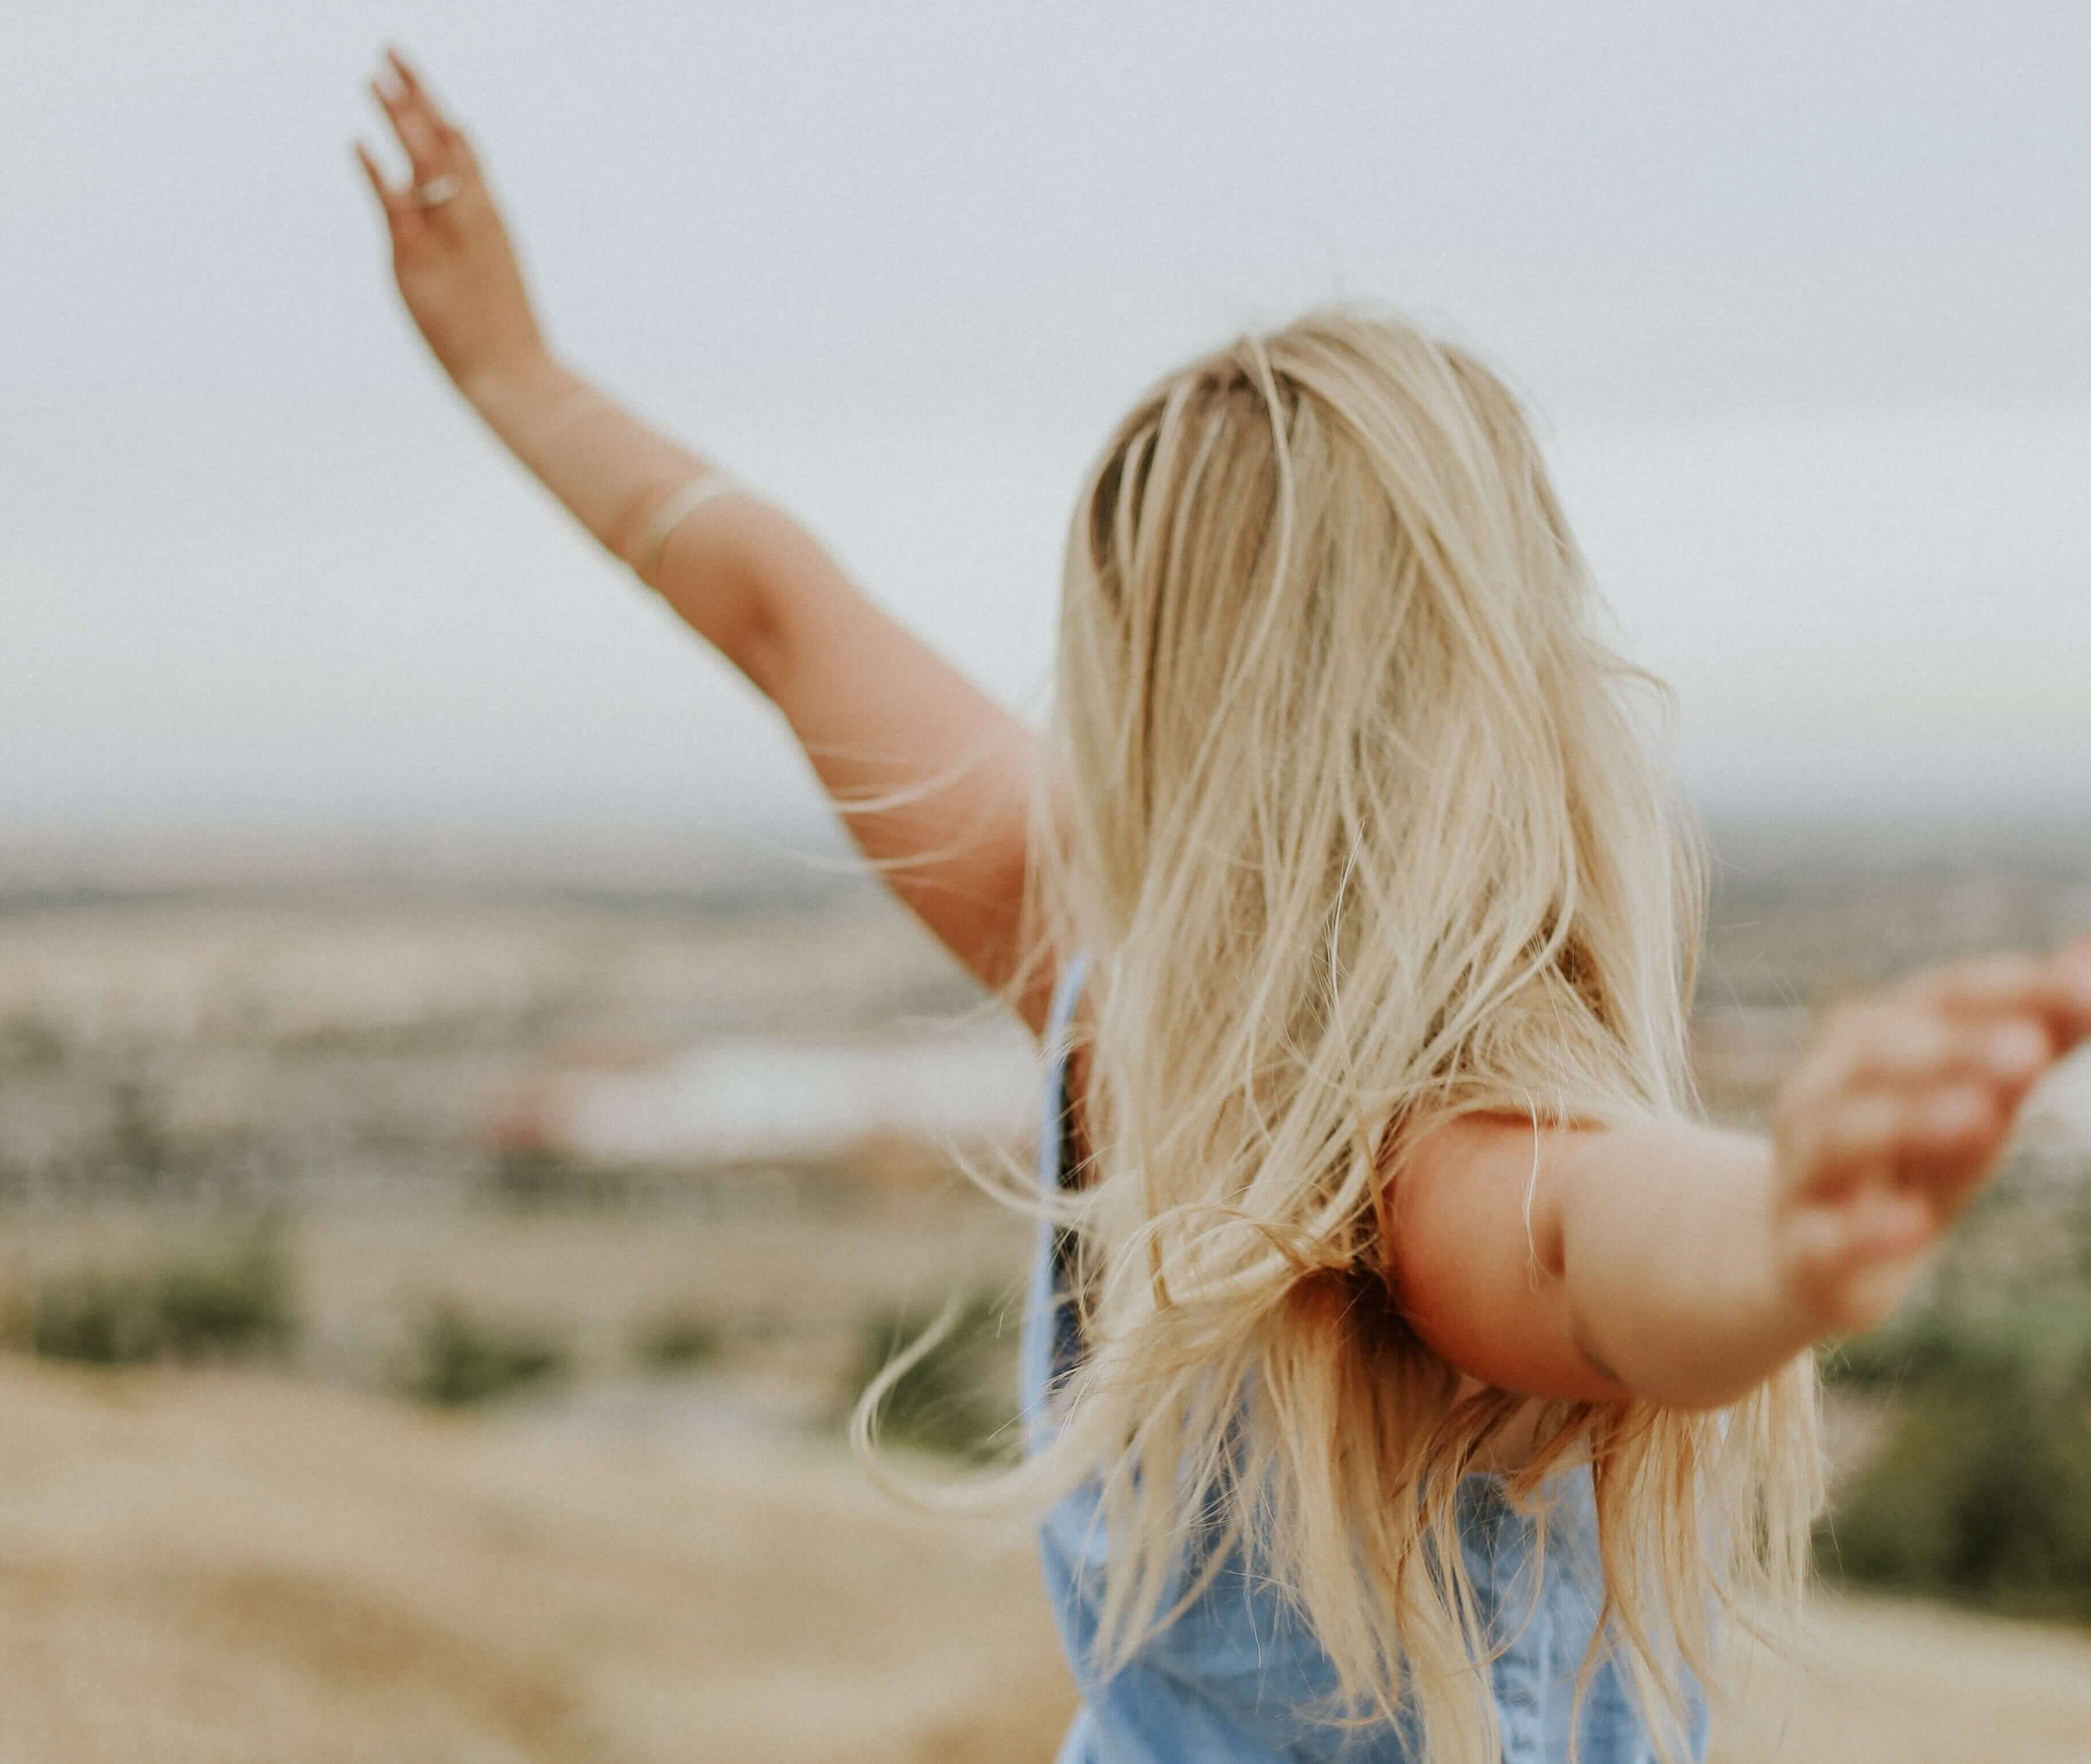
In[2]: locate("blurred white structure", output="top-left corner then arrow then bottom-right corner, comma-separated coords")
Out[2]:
2022,1045 -> 2091,1155
492,1024 -> 1042,1170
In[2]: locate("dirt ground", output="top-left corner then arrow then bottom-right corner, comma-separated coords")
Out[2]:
3,882 -> 2089,1759
0,1358 -> 2084,1764
0,1198 -> 1040,1400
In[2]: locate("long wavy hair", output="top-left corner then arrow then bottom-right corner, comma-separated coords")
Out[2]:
852,304 -> 1823,1763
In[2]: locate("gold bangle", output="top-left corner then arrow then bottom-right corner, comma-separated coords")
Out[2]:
632,474 -> 738,584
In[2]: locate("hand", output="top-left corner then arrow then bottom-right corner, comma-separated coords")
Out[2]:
1768,934 -> 2091,1336
353,45 -> 550,395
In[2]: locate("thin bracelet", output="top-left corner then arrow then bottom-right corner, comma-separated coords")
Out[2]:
632,473 -> 739,585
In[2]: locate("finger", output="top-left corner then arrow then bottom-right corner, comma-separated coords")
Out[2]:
352,138 -> 407,231
383,46 -> 476,175
384,44 -> 439,115
1775,1002 -> 2031,1211
1785,1186 -> 1931,1331
2057,936 -> 2091,1035
1902,949 -> 2091,1050
1773,998 -> 1887,1126
1896,1082 -> 2011,1207
370,72 -> 445,182
1802,1082 -> 2000,1204
1896,950 -> 2046,1012
1795,1090 -> 1904,1192
1831,1006 -> 2035,1090
1846,1182 -> 1933,1264
1910,1082 -> 1999,1147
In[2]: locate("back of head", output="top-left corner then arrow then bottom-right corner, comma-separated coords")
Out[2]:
1000,307 -> 1815,1763
1051,305 -> 1700,1169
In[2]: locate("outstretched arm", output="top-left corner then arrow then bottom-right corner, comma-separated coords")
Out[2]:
355,47 -> 1051,1031
1387,937 -> 2091,1409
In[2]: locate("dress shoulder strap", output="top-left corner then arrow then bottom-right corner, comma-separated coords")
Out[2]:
1041,949 -> 1090,1196
1046,948 -> 1089,1051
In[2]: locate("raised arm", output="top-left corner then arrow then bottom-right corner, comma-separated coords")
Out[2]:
355,46 -> 1054,1032
1386,936 -> 2091,1409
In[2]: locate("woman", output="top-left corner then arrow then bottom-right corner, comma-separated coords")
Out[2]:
355,45 -> 2091,1762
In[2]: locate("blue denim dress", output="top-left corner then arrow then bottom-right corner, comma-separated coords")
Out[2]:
1018,951 -> 1709,1764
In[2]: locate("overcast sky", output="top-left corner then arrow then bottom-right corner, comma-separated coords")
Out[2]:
5,2 -> 2088,862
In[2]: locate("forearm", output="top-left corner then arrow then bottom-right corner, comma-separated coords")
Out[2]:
457,351 -> 1046,1012
461,351 -> 773,666
358,47 -> 1046,1015
1552,1117 -> 1816,1408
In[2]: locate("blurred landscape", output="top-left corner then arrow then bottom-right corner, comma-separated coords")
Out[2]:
7,6 -> 2084,1757
2,807 -> 2090,1761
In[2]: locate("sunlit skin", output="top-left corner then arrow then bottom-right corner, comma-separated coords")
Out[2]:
355,45 -> 2091,1421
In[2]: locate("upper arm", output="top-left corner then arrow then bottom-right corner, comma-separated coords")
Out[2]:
1383,1109 -> 1634,1403
666,497 -> 1054,1034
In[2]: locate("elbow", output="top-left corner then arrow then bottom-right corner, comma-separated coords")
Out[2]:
723,587 -> 792,701
649,503 -> 795,699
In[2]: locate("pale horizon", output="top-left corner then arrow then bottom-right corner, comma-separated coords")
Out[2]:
7,3 -> 2087,843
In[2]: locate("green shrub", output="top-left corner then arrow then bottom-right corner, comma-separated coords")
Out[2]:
13,1228 -> 297,1366
631,1307 -> 723,1372
1822,1376 -> 2091,1620
1820,1296 -> 2091,1620
839,1290 -> 1020,1463
104,1074 -> 179,1193
22,1266 -> 165,1364
488,1146 -> 644,1209
151,1231 -> 298,1359
1823,1296 -> 2091,1398
406,1301 -> 569,1407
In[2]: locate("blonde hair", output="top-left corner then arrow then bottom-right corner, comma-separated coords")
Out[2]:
853,304 -> 1822,1762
